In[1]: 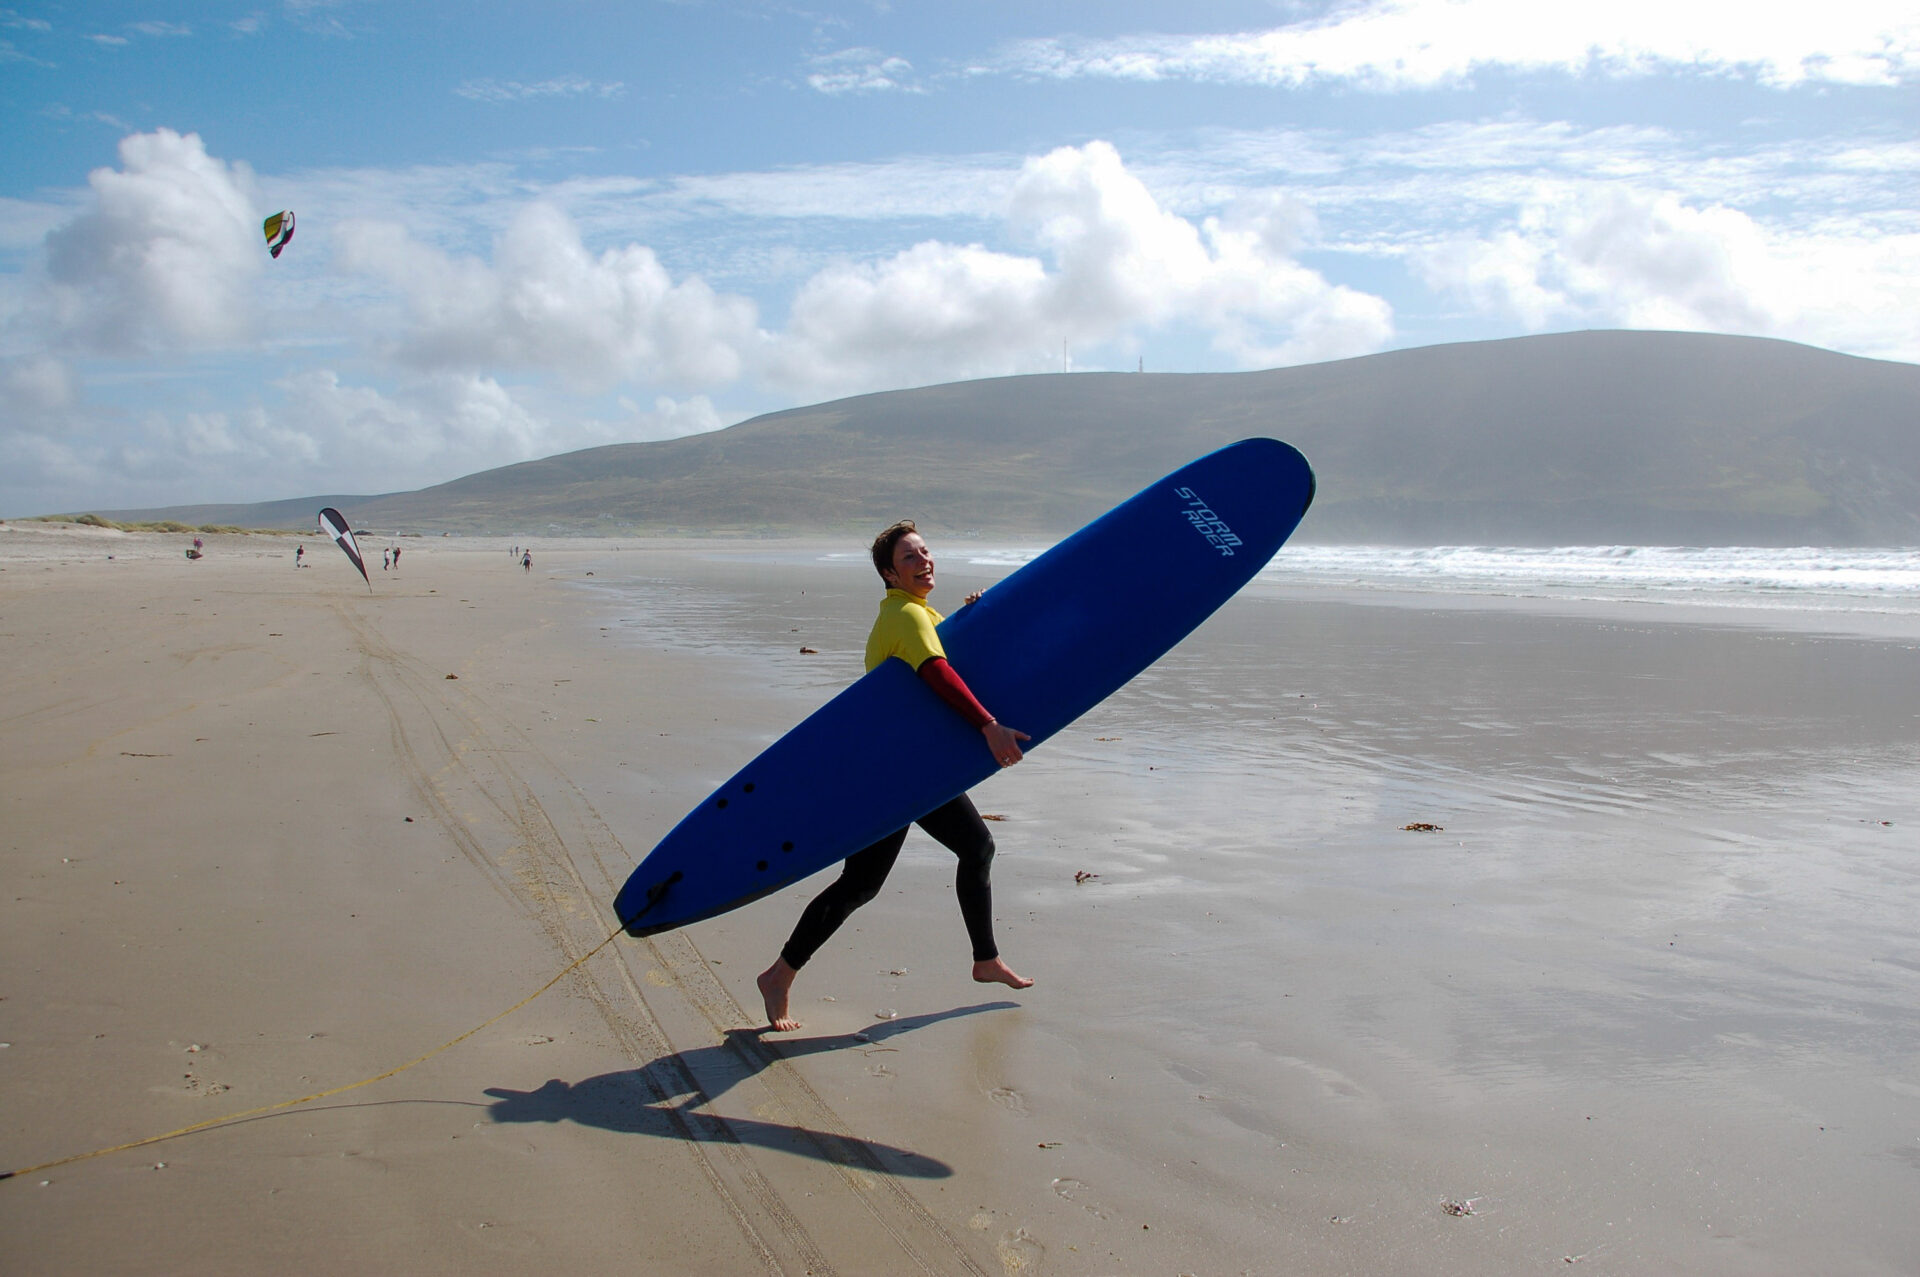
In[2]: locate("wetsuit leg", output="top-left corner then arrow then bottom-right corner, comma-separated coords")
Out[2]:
779,826 -> 909,970
916,793 -> 999,963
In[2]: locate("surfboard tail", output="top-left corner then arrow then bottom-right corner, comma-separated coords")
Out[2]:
616,870 -> 683,936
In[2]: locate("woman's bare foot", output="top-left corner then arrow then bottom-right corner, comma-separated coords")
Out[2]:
972,956 -> 1034,989
757,958 -> 801,1031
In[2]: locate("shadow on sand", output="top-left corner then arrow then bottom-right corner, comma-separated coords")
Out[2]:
484,1000 -> 1018,1179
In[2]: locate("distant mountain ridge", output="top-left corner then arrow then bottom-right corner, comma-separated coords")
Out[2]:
92,331 -> 1920,545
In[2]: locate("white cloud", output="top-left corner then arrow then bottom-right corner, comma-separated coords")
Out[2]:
1552,191 -> 1775,331
0,366 -> 646,515
3,351 -> 75,413
615,120 -> 1917,255
615,393 -> 727,440
237,119 -> 1911,320
992,0 -> 1920,91
1765,228 -> 1920,361
643,155 -> 1019,231
1195,196 -> 1397,366
0,26 -> 52,62
1418,228 -> 1562,327
770,240 -> 1052,391
1009,140 -> 1217,331
0,193 -> 81,255
454,75 -> 625,102
336,202 -> 760,390
275,369 -> 539,471
36,103 -> 137,132
768,141 -> 1392,395
260,157 -> 524,255
1415,185 -> 1920,359
244,370 -> 693,496
806,48 -> 920,95
35,129 -> 263,355
1418,188 -> 1782,330
1,427 -> 96,516
271,0 -> 358,39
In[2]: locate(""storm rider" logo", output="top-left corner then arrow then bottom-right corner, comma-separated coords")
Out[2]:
1174,486 -> 1241,556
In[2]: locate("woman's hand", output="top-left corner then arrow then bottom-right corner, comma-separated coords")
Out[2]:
962,588 -> 986,606
984,720 -> 1031,767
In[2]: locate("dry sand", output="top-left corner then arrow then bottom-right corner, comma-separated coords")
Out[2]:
4,523 -> 1918,1275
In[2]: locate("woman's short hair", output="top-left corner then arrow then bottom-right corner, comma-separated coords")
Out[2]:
870,519 -> 918,582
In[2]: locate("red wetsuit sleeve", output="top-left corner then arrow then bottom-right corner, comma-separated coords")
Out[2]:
917,657 -> 996,730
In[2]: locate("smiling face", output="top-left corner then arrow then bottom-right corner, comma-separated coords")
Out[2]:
883,531 -> 935,599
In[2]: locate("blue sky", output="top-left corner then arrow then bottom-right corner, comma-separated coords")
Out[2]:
3,1 -> 1916,514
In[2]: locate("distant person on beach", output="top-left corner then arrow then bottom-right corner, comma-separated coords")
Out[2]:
522,550 -> 531,572
392,546 -> 401,567
757,520 -> 1034,1032
295,544 -> 304,567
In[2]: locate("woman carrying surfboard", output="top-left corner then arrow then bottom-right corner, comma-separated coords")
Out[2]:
756,521 -> 1035,1031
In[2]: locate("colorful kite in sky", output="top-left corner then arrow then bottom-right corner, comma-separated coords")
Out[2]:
263,210 -> 295,259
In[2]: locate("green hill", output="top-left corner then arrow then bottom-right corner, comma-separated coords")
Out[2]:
97,330 -> 1920,545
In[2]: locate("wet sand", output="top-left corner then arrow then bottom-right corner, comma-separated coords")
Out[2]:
4,525 -> 1918,1274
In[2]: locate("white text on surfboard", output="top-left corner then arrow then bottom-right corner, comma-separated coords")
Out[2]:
1174,486 -> 1243,556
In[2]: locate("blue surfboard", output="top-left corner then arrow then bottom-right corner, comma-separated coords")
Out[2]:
614,438 -> 1315,936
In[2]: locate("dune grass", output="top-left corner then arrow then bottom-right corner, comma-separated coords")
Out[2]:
24,514 -> 279,534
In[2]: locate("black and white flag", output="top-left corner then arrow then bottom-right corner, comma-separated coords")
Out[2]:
317,507 -> 370,589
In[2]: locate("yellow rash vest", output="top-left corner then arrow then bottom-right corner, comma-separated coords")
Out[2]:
865,588 -> 946,673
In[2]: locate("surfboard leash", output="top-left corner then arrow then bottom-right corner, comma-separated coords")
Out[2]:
0,873 -> 683,1184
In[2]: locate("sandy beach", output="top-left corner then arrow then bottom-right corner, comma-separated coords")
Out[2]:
4,523 -> 1918,1275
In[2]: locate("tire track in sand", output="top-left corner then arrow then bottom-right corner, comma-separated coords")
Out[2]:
338,602 -> 990,1277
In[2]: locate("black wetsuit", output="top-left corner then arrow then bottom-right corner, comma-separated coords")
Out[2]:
777,587 -> 1002,969
779,794 -> 998,968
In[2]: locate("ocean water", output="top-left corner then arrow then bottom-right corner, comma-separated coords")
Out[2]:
941,544 -> 1920,616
